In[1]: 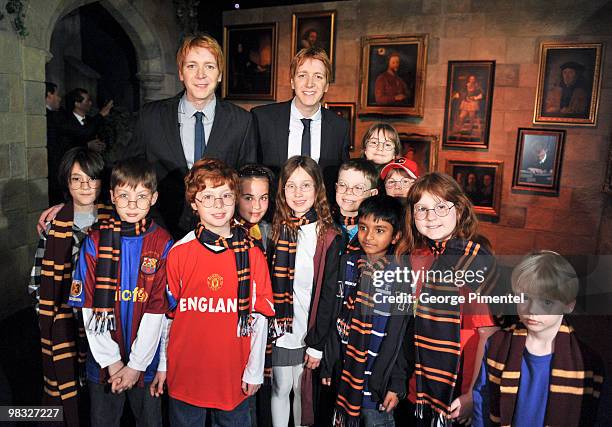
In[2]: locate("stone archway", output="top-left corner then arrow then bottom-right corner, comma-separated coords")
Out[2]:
43,0 -> 167,103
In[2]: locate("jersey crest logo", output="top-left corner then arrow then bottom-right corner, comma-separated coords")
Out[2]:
207,273 -> 223,291
70,280 -> 82,298
141,257 -> 158,275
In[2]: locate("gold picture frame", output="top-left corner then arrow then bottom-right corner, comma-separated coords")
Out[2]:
446,159 -> 503,218
358,34 -> 428,116
223,23 -> 278,101
398,132 -> 439,175
533,42 -> 604,126
291,10 -> 336,81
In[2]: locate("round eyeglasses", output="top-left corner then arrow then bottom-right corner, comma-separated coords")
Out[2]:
366,139 -> 395,151
384,178 -> 414,189
195,193 -> 236,208
114,194 -> 151,210
69,176 -> 100,189
414,204 -> 455,220
284,182 -> 315,194
335,182 -> 371,197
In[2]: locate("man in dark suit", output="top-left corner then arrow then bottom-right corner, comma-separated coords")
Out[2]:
59,88 -> 112,152
252,47 -> 350,200
124,34 -> 256,238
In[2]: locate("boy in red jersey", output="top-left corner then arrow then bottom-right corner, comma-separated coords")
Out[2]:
156,158 -> 275,427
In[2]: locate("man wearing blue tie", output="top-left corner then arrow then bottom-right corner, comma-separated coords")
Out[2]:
124,34 -> 256,238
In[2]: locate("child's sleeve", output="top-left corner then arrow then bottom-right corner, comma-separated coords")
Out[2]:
242,312 -> 267,385
156,315 -> 172,372
82,307 -> 122,368
29,228 -> 48,306
305,235 -> 342,358
165,245 -> 180,315
127,239 -> 173,371
471,342 -> 490,427
386,317 -> 413,398
250,247 -> 275,317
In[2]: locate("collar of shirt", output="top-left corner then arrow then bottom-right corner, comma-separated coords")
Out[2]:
179,93 -> 216,124
73,112 -> 86,125
290,97 -> 322,123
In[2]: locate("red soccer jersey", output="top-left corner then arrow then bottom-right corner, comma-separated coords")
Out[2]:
166,234 -> 274,409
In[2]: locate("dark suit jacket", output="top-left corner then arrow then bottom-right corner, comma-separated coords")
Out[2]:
124,93 -> 256,239
57,111 -> 104,149
252,100 -> 350,199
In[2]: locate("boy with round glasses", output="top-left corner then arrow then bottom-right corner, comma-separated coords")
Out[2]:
159,158 -> 274,427
69,158 -> 173,426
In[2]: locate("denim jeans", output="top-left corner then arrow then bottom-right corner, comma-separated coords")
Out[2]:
170,396 -> 251,427
361,408 -> 395,427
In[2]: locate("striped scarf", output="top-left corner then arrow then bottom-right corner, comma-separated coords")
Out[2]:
88,213 -> 152,334
487,321 -> 604,426
270,208 -> 318,334
39,202 -> 111,427
340,213 -> 358,227
334,256 -> 390,427
195,221 -> 257,336
415,238 -> 497,425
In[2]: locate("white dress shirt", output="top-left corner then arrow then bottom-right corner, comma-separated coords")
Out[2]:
287,98 -> 322,163
178,94 -> 216,169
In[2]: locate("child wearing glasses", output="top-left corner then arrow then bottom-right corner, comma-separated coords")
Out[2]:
396,172 -> 499,426
361,123 -> 402,173
68,157 -> 173,426
29,147 -> 110,425
334,158 -> 379,250
237,164 -> 275,252
268,156 -> 341,427
380,157 -> 419,205
159,158 -> 274,426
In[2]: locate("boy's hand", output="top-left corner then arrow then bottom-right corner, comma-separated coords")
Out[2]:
109,366 -> 141,394
450,393 -> 473,424
380,391 -> 399,413
37,204 -> 64,234
304,353 -> 321,370
149,371 -> 166,397
321,377 -> 331,386
107,360 -> 124,377
241,381 -> 260,396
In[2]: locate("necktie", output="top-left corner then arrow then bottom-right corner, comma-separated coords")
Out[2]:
300,118 -> 312,157
194,111 -> 206,163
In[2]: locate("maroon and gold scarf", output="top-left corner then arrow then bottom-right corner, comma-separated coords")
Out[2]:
487,321 -> 604,426
39,202 -> 111,426
88,213 -> 152,333
195,221 -> 257,336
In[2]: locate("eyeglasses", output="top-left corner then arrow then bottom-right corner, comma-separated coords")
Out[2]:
366,139 -> 395,151
384,178 -> 414,189
69,176 -> 100,189
414,204 -> 455,220
335,182 -> 371,197
114,194 -> 152,210
284,182 -> 315,194
195,193 -> 236,208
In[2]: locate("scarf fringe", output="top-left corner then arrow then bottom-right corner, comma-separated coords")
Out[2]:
332,409 -> 359,427
415,403 -> 451,427
88,311 -> 115,334
269,318 -> 292,338
238,314 -> 253,337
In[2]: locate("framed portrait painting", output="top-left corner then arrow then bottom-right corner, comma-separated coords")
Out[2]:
398,132 -> 439,176
223,23 -> 278,101
533,42 -> 603,126
359,34 -> 428,116
446,159 -> 503,218
442,61 -> 495,150
324,102 -> 355,150
512,128 -> 565,196
292,11 -> 336,80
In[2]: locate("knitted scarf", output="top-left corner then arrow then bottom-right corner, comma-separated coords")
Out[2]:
340,213 -> 358,227
39,202 -> 111,427
334,256 -> 391,427
195,221 -> 257,336
270,208 -> 318,334
236,217 -> 263,242
487,321 -> 604,427
414,238 -> 497,425
88,213 -> 152,334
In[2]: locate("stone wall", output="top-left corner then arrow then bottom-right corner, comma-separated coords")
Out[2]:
0,0 -> 180,319
224,0 -> 612,257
